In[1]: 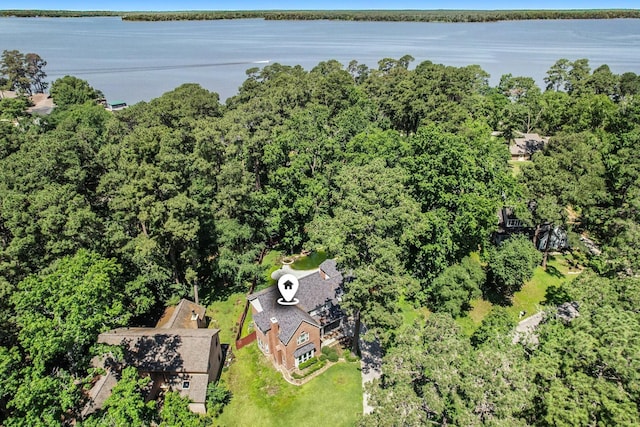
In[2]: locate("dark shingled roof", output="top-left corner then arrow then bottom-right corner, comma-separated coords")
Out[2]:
249,259 -> 343,346
296,260 -> 343,312
251,287 -> 319,345
294,342 -> 316,358
97,328 -> 219,373
155,299 -> 206,329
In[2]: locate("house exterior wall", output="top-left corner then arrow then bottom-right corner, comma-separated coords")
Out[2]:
189,403 -> 207,414
207,333 -> 223,381
283,322 -> 321,371
254,320 -> 321,371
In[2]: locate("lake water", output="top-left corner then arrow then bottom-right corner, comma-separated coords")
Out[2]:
1,16 -> 640,103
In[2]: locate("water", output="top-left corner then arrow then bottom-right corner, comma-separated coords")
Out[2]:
1,16 -> 640,103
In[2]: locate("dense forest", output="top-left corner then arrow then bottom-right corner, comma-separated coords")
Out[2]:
2,9 -> 640,22
1,51 -> 640,426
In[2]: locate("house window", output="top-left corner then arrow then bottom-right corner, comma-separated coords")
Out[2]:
295,349 -> 314,367
258,337 -> 269,354
297,331 -> 309,345
182,381 -> 190,389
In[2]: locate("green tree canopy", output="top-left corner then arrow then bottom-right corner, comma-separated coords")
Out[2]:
487,234 -> 541,297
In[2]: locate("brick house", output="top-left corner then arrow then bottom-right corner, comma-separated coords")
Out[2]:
248,259 -> 344,371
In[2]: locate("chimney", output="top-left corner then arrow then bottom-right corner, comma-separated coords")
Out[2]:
268,317 -> 280,364
193,283 -> 199,305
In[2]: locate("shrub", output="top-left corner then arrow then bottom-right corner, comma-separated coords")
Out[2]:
344,349 -> 359,362
206,381 -> 232,417
298,357 -> 319,370
292,360 -> 327,379
321,346 -> 339,362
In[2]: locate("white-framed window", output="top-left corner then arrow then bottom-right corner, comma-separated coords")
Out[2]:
295,349 -> 314,367
257,337 -> 269,353
297,331 -> 309,345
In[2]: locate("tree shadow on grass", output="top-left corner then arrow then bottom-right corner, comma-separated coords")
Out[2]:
483,286 -> 513,307
543,285 -> 571,306
544,264 -> 565,279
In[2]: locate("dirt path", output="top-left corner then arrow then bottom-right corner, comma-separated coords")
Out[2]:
1,90 -> 55,114
359,324 -> 382,415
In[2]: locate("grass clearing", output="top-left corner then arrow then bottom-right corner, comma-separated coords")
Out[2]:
291,251 -> 327,270
508,159 -> 528,176
217,345 -> 362,427
207,292 -> 246,344
398,294 -> 430,329
455,254 -> 577,333
457,299 -> 493,335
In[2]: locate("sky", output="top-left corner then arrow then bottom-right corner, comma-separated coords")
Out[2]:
2,1 -> 639,11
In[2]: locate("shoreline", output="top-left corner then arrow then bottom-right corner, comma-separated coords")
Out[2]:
2,9 -> 640,23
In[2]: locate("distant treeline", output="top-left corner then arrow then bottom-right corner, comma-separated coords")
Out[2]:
2,9 -> 640,22
0,10 -> 121,17
260,9 -> 640,23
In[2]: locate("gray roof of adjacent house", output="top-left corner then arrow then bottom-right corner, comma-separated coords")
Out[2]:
249,259 -> 343,345
510,133 -> 549,157
97,328 -> 219,373
155,298 -> 206,329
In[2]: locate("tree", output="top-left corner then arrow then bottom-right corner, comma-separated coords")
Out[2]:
0,106 -> 110,284
544,58 -> 571,91
307,159 -> 421,350
159,391 -> 205,427
98,84 -> 222,302
487,234 -> 541,297
50,76 -> 102,108
12,250 -> 130,371
429,255 -> 485,317
363,313 -> 533,426
586,64 -> 619,99
619,72 -> 640,98
83,367 -> 157,427
206,381 -> 232,417
530,273 -> 640,425
0,50 -> 30,95
23,53 -> 47,94
0,97 -> 30,120
498,73 -> 543,135
520,133 -> 609,266
566,58 -> 591,95
402,124 -> 516,297
470,306 -> 515,347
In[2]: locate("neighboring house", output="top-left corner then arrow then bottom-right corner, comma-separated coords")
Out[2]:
248,259 -> 345,371
536,223 -> 569,251
494,206 -> 531,244
494,207 -> 570,251
510,133 -> 549,161
83,299 -> 221,416
156,298 -> 207,329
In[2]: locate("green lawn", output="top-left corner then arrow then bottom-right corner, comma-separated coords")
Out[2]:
457,254 -> 576,334
207,292 -> 247,344
508,159 -> 528,176
259,250 -> 283,291
291,251 -> 327,270
398,294 -> 430,329
216,345 -> 362,427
